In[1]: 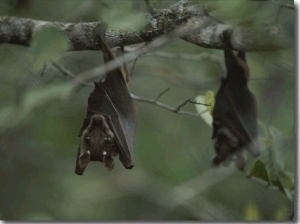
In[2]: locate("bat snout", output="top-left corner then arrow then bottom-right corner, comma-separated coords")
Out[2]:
124,164 -> 134,169
91,114 -> 106,124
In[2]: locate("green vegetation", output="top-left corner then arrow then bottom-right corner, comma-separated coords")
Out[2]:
0,0 -> 294,221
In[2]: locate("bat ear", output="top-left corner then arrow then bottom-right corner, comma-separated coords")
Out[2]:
93,81 -> 101,88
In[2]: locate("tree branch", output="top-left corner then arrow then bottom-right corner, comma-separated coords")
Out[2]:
0,0 -> 292,51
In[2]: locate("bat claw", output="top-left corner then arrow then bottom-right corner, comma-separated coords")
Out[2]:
78,151 -> 91,169
103,153 -> 115,170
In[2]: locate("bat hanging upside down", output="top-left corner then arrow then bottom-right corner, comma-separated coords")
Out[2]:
211,31 -> 260,170
75,24 -> 137,175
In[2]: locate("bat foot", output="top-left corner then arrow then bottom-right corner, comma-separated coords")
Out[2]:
220,29 -> 233,49
103,151 -> 115,170
211,156 -> 221,167
212,151 -> 246,171
76,150 -> 91,175
235,151 -> 246,171
245,138 -> 260,157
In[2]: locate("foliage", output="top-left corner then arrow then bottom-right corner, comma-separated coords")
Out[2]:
0,0 -> 294,221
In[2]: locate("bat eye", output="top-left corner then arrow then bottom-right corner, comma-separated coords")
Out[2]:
104,136 -> 112,144
84,136 -> 91,144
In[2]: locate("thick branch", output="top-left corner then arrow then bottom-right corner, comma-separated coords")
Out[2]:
0,0 -> 292,51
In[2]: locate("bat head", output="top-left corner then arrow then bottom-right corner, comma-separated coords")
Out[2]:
76,114 -> 118,173
213,127 -> 238,160
212,125 -> 246,170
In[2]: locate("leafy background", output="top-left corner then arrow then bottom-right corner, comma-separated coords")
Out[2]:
0,0 -> 294,221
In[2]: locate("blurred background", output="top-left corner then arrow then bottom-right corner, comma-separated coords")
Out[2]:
0,0 -> 294,221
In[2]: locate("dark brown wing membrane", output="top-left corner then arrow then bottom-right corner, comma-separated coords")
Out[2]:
96,25 -> 136,168
75,24 -> 137,174
212,32 -> 260,168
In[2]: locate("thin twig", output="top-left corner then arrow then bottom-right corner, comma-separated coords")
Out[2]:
129,57 -> 139,77
40,64 -> 47,77
270,0 -> 294,10
155,87 -> 170,102
130,93 -> 208,117
174,99 -> 209,113
51,61 -> 93,87
144,0 -> 156,15
47,60 -> 208,117
145,51 -> 221,62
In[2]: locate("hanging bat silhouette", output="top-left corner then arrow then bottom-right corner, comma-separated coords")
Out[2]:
211,31 -> 260,170
75,24 -> 136,175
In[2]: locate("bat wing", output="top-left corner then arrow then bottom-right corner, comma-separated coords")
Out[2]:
90,83 -> 134,167
214,83 -> 259,156
100,77 -> 136,168
96,25 -> 136,168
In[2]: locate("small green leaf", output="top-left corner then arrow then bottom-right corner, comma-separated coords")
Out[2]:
23,83 -> 72,113
258,137 -> 274,147
30,26 -> 70,71
0,83 -> 72,132
204,90 -> 215,114
276,171 -> 294,191
246,159 -> 294,201
195,94 -> 213,127
247,160 -> 270,186
271,176 -> 293,201
268,126 -> 286,172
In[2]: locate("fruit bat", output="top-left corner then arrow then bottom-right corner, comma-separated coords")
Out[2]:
75,24 -> 137,175
211,32 -> 260,170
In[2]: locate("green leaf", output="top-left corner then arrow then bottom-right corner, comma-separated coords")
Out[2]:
0,83 -> 72,132
271,176 -> 293,201
277,171 -> 294,191
100,2 -> 144,30
30,26 -> 70,71
195,92 -> 214,127
204,90 -> 215,114
22,83 -> 72,113
268,126 -> 286,172
247,160 -> 270,186
246,158 -> 294,201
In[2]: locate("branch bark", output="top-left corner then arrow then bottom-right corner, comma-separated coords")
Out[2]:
0,0 -> 292,52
